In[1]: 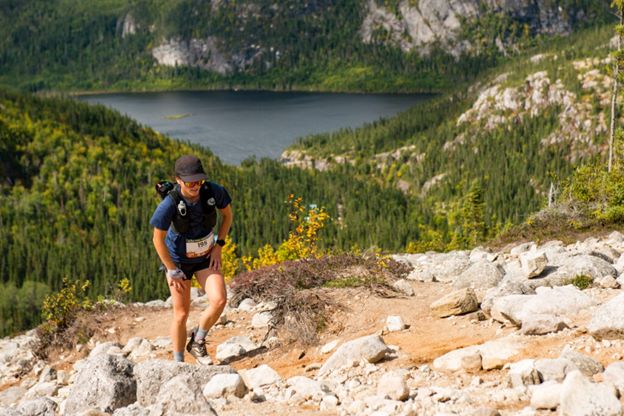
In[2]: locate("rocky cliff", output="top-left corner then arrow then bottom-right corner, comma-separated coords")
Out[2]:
360,0 -> 589,56
146,0 -> 602,74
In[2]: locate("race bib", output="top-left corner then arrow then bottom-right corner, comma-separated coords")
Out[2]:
185,232 -> 214,258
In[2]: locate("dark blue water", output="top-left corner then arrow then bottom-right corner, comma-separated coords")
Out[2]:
79,90 -> 430,165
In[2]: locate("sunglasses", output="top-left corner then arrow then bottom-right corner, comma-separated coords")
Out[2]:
183,179 -> 205,188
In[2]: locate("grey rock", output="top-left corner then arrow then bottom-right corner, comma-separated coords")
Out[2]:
318,335 -> 388,376
520,314 -> 569,335
510,242 -> 536,256
385,315 -> 406,332
216,336 -> 258,363
538,255 -> 616,287
251,311 -> 273,328
430,287 -> 479,318
286,376 -> 330,402
23,381 -> 59,400
432,345 -> 482,373
240,364 -> 282,390
491,285 -> 592,327
560,350 -> 604,377
589,292 -> 624,339
64,354 -> 136,415
0,407 -> 22,416
134,359 -> 235,406
143,300 -> 168,308
452,260 -> 504,296
529,380 -> 561,410
38,366 -> 57,383
17,398 -> 56,416
203,373 -> 247,398
508,359 -> 541,388
559,371 -> 621,416
88,342 -> 124,358
0,386 -> 26,406
112,403 -> 151,416
604,361 -> 624,396
154,374 -> 216,415
376,372 -> 409,401
392,279 -> 415,296
534,358 -> 578,383
237,298 -> 256,311
520,251 -> 548,278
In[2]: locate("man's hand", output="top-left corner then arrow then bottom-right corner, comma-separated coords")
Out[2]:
166,268 -> 185,291
209,246 -> 222,271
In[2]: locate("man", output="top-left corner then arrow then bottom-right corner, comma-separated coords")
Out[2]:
150,155 -> 233,362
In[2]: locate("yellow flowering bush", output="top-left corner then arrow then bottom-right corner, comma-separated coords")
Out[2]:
242,195 -> 330,271
41,277 -> 93,330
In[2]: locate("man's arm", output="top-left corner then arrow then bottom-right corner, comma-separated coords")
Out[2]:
153,227 -> 176,271
208,204 -> 233,270
216,204 -> 233,242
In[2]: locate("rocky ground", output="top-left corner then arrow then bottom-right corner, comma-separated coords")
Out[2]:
4,232 -> 624,415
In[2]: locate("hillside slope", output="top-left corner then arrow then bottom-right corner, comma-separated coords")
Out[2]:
0,0 -> 609,92
3,233 -> 624,414
283,24 -> 617,248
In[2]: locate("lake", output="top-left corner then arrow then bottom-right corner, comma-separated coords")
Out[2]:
79,90 -> 430,165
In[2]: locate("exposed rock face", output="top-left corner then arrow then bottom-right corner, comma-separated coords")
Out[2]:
360,0 -> 583,56
64,354 -> 136,414
152,37 -> 236,75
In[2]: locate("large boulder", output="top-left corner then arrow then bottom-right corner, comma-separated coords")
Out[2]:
452,260 -> 504,298
152,374 -> 216,415
0,332 -> 40,384
430,287 -> 479,318
17,397 -> 57,416
589,292 -> 624,339
536,255 -> 616,288
134,359 -> 235,406
559,371 -> 621,416
318,335 -> 388,376
491,285 -> 593,327
394,251 -> 471,282
64,354 -> 136,415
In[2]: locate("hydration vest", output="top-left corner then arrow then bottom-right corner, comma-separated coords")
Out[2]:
155,181 -> 217,234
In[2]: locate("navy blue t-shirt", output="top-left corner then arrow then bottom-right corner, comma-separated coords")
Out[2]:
150,182 -> 231,264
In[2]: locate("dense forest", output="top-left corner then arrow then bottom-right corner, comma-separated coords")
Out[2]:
0,0 -> 610,93
0,88 -> 439,336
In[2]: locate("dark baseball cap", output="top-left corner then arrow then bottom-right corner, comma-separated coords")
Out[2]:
175,155 -> 208,182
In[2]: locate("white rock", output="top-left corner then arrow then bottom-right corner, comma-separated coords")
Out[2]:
603,361 -> 624,396
508,359 -> 540,388
559,371 -> 621,416
237,298 -> 256,312
430,287 -> 479,318
202,373 -> 247,398
588,292 -> 624,339
385,316 -> 407,332
529,381 -> 561,410
320,340 -> 340,354
251,311 -> 273,328
216,336 -> 258,363
240,364 -> 281,390
376,372 -> 409,401
520,251 -> 548,278
432,345 -> 482,373
318,335 -> 388,376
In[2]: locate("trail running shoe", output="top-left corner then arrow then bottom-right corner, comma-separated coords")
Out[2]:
185,329 -> 208,358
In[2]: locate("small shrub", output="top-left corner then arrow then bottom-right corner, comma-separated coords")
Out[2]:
569,274 -> 593,290
41,277 -> 93,331
230,252 -> 410,344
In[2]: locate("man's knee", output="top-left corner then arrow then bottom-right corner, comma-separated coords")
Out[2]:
212,295 -> 227,311
173,310 -> 190,324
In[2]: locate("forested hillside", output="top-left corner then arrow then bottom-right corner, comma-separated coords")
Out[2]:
0,89 -> 435,336
0,0 -> 609,93
284,23 -> 616,249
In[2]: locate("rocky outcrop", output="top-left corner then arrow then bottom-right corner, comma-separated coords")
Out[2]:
360,0 -> 584,56
152,37 -> 237,75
